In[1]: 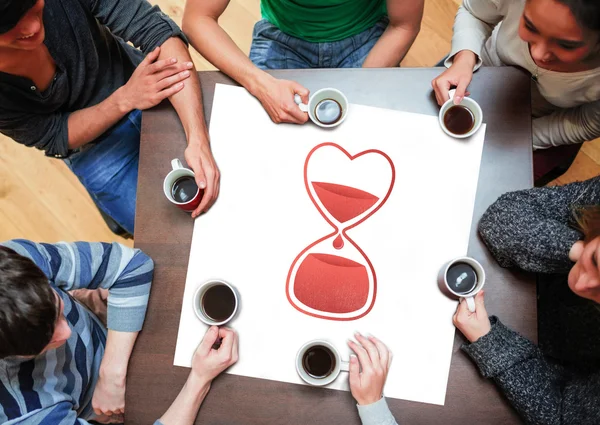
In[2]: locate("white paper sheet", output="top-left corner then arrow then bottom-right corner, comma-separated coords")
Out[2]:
174,84 -> 486,405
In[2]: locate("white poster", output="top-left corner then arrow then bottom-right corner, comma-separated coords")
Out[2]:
174,84 -> 486,405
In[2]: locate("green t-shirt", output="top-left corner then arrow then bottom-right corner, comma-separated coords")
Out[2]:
260,0 -> 387,43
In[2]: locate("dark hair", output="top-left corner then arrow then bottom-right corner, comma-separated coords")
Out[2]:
557,0 -> 600,33
574,205 -> 600,241
0,0 -> 38,34
0,246 -> 57,359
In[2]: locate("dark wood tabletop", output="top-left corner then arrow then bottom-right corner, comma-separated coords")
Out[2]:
127,67 -> 535,425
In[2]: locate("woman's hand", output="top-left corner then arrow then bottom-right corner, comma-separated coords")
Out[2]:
431,50 -> 477,106
452,291 -> 491,343
347,333 -> 393,406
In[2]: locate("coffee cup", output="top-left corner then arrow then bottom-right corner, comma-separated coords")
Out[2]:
163,159 -> 203,212
294,88 -> 349,128
295,340 -> 349,386
438,256 -> 486,312
193,279 -> 240,326
438,89 -> 483,138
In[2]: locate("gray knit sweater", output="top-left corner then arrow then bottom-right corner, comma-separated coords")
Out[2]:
464,176 -> 600,425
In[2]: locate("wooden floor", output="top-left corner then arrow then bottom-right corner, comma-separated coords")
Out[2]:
1,0 -> 598,244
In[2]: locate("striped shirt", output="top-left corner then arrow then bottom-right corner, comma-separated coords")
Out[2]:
0,240 -> 154,424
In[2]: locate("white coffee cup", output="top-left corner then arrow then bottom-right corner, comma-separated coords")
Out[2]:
438,89 -> 483,138
192,279 -> 240,326
294,88 -> 349,128
163,159 -> 202,212
438,256 -> 486,312
295,340 -> 349,386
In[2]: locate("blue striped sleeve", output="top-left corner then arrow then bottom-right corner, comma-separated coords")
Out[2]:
1,240 -> 154,333
6,402 -> 90,424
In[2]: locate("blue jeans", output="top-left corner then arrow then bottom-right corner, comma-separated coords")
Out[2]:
64,110 -> 141,234
249,17 -> 389,69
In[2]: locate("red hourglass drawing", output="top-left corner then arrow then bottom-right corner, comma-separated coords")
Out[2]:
286,143 -> 395,321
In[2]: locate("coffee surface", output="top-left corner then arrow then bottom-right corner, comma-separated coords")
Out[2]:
302,345 -> 336,378
172,176 -> 198,203
314,99 -> 342,125
443,105 -> 475,135
446,262 -> 477,294
202,284 -> 236,322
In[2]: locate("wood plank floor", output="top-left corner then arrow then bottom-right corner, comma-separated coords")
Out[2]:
0,0 -> 598,244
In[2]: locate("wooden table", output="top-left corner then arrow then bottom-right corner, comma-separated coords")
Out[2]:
128,68 -> 536,425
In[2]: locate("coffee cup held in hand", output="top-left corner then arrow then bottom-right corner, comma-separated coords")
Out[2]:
438,89 -> 483,138
193,280 -> 240,326
294,88 -> 349,128
438,257 -> 486,312
163,159 -> 203,212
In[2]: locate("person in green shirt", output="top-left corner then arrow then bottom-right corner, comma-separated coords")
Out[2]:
182,0 -> 423,124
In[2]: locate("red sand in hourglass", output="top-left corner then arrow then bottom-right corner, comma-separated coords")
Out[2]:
286,143 -> 395,321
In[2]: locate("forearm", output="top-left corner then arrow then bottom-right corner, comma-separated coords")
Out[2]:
477,180 -> 600,273
156,37 -> 208,143
533,102 -> 600,149
183,16 -> 271,97
99,330 -> 138,383
363,24 -> 419,68
67,88 -> 131,149
462,317 -> 558,424
357,398 -> 399,425
158,375 -> 211,425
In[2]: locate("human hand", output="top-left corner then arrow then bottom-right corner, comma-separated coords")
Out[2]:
452,291 -> 491,343
92,370 -> 126,418
252,74 -> 309,124
184,139 -> 220,218
569,240 -> 585,262
431,50 -> 476,106
190,326 -> 238,387
347,333 -> 393,406
568,237 -> 600,303
118,46 -> 193,113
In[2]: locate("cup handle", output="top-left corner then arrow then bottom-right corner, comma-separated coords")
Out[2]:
294,94 -> 309,113
340,360 -> 350,373
171,158 -> 183,170
465,296 -> 476,313
448,89 -> 457,103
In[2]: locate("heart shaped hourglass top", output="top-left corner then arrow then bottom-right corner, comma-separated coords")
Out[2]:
286,143 -> 395,321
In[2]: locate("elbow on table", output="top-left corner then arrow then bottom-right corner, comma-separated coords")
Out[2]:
478,192 -> 527,264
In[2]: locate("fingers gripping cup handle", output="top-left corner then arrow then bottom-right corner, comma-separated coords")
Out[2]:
448,89 -> 457,103
465,296 -> 476,313
171,158 -> 183,170
294,93 -> 309,113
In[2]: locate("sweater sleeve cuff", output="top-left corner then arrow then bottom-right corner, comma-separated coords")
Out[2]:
445,35 -> 484,71
461,316 -> 539,378
357,397 -> 398,425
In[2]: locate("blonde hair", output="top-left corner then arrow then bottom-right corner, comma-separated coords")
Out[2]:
574,205 -> 600,242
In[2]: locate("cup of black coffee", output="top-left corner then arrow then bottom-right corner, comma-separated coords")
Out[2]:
163,159 -> 203,212
193,279 -> 239,326
294,88 -> 349,128
295,340 -> 349,386
438,256 -> 486,312
438,89 -> 483,138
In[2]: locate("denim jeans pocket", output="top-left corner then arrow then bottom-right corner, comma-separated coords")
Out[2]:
253,19 -> 275,38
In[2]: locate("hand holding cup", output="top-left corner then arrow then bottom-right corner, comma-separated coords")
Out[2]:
453,291 -> 491,343
191,326 -> 239,386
